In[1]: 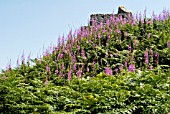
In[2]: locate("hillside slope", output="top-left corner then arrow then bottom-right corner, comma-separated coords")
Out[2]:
0,10 -> 170,113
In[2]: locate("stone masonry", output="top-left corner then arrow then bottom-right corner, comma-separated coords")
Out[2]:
89,6 -> 132,26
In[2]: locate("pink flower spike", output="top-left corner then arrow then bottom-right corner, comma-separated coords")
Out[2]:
6,64 -> 11,71
128,45 -> 131,51
167,41 -> 170,48
155,52 -> 159,64
119,65 -> 123,71
55,69 -> 59,74
144,48 -> 149,64
62,35 -> 65,45
107,34 -> 110,39
61,63 -> 65,70
46,65 -> 50,73
149,48 -> 153,55
59,73 -> 63,77
17,58 -> 20,67
73,64 -> 77,71
68,69 -> 72,80
76,69 -> 82,78
27,52 -> 31,62
43,50 -> 49,56
105,67 -> 112,76
77,45 -> 80,50
115,29 -> 120,34
149,65 -> 153,70
81,49 -> 86,60
44,79 -> 48,85
57,36 -> 61,46
114,68 -> 118,73
124,61 -> 128,67
2,76 -> 7,80
98,33 -> 101,38
148,33 -> 151,38
21,51 -> 25,64
71,54 -> 76,63
128,64 -> 135,72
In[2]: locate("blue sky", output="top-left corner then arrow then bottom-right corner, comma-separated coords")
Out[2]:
0,0 -> 170,71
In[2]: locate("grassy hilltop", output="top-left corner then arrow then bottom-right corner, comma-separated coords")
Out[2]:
0,10 -> 170,113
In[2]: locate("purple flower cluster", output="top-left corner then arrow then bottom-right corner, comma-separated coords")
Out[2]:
68,69 -> 72,80
167,41 -> 170,48
81,49 -> 86,60
72,64 -> 77,71
148,33 -> 151,38
46,65 -> 50,73
6,62 -> 11,71
2,76 -> 7,80
128,64 -> 135,72
27,52 -> 31,63
105,67 -> 112,75
155,52 -> 159,64
76,68 -> 82,78
57,53 -> 64,59
149,65 -> 153,70
44,79 -> 48,85
128,45 -> 131,52
124,61 -> 128,67
21,52 -> 25,64
144,48 -> 149,64
55,69 -> 59,74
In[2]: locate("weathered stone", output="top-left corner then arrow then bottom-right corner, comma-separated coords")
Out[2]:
118,6 -> 131,14
89,6 -> 132,26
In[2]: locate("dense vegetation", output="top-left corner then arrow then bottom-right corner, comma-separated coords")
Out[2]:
0,10 -> 170,113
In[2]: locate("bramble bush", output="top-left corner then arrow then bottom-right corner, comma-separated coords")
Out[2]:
0,10 -> 170,113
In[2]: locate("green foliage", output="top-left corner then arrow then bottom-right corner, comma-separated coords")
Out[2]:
0,68 -> 170,113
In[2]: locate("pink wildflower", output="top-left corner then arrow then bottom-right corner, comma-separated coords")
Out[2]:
149,65 -> 153,70
144,48 -> 149,64
167,41 -> 170,48
128,45 -> 131,51
17,58 -> 20,67
124,61 -> 128,67
105,67 -> 112,75
81,49 -> 86,60
155,52 -> 159,64
55,69 -> 59,74
148,33 -> 151,38
68,69 -> 72,80
72,64 -> 77,71
44,79 -> 48,85
77,45 -> 80,50
128,64 -> 135,72
119,65 -> 123,71
76,69 -> 82,78
46,65 -> 50,73
27,52 -> 31,62
115,29 -> 120,34
61,63 -> 65,70
98,33 -> 101,38
2,76 -> 7,80
6,62 -> 11,71
21,52 -> 25,64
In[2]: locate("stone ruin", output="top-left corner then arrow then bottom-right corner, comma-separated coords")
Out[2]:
89,6 -> 132,26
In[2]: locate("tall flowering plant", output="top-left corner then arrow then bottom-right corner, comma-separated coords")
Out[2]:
105,67 -> 112,76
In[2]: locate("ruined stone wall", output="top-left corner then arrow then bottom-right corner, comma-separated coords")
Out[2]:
89,13 -> 131,26
80,6 -> 132,30
88,6 -> 132,26
89,14 -> 113,25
